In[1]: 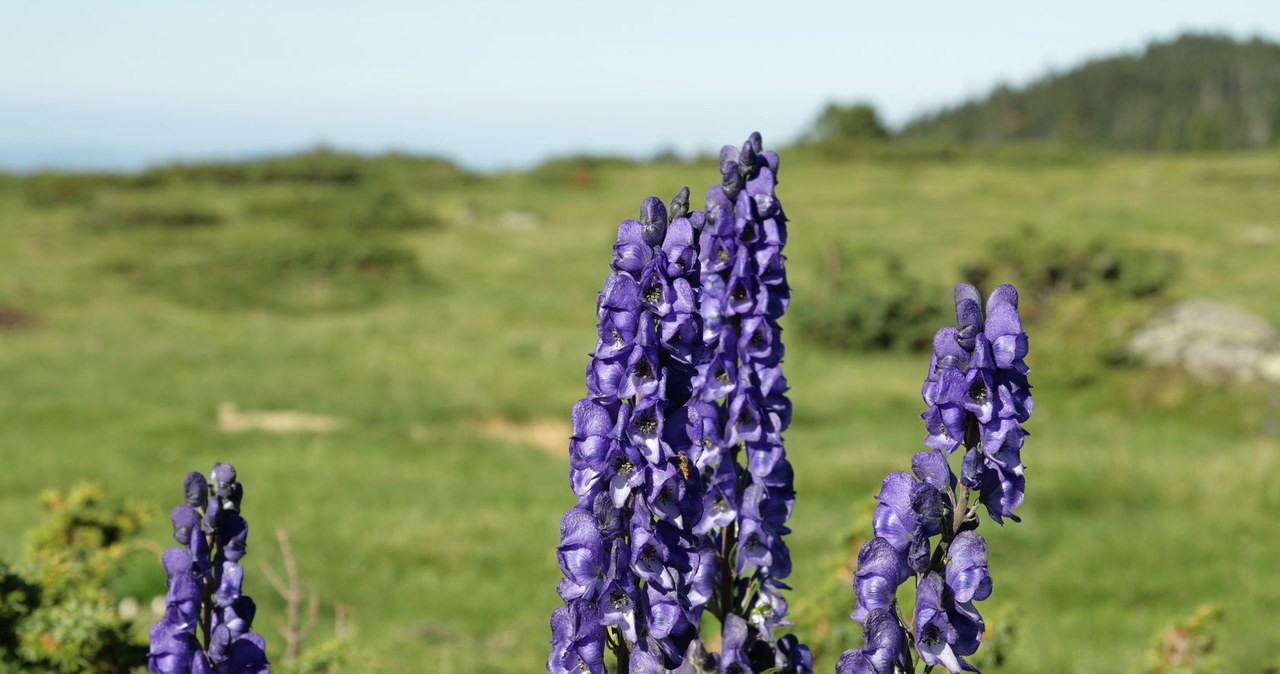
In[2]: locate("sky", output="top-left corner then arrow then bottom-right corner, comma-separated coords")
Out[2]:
1,0 -> 1277,172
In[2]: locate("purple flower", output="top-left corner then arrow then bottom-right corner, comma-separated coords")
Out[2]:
774,634 -> 813,674
148,608 -> 196,674
836,609 -> 909,674
552,190 -> 713,670
150,463 -> 268,672
552,138 -> 810,671
913,574 -> 978,674
719,614 -> 751,674
555,507 -> 605,602
670,639 -> 719,673
685,133 -> 807,669
946,532 -> 992,604
849,538 -> 903,624
549,603 -> 606,674
844,284 -> 1031,672
921,283 -> 1033,523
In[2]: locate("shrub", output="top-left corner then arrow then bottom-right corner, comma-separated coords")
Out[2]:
0,485 -> 147,673
796,249 -> 947,352
963,226 -> 1179,317
20,172 -> 125,208
135,162 -> 251,186
805,102 -> 891,144
249,148 -> 367,184
113,233 -> 426,313
77,198 -> 222,231
526,154 -> 634,188
247,187 -> 441,232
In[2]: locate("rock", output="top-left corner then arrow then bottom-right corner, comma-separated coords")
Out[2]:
498,209 -> 542,230
1129,300 -> 1280,383
217,402 -> 345,434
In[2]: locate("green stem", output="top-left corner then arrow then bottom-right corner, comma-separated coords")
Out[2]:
615,638 -> 630,673
717,520 -> 738,621
200,532 -> 215,647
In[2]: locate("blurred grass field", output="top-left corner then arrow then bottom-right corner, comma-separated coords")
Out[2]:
1,146 -> 1278,672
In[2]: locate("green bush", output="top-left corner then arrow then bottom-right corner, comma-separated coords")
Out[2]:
136,161 -> 250,186
113,233 -> 427,313
135,151 -> 473,188
526,154 -> 634,188
249,148 -> 367,184
805,102 -> 891,144
248,187 -> 442,232
20,172 -> 126,208
796,250 -> 947,352
796,230 -> 1175,354
78,198 -> 222,231
962,226 -> 1179,320
0,485 -> 147,673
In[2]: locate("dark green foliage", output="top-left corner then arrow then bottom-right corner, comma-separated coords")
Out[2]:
797,231 -> 1177,354
246,147 -> 368,184
805,102 -> 890,144
526,154 -> 635,187
137,161 -> 251,186
20,172 -> 127,208
903,33 -> 1280,150
78,198 -> 222,231
0,485 -> 147,673
796,248 -> 946,352
135,149 -> 473,187
248,187 -> 442,232
113,233 -> 427,313
963,227 -> 1179,319
1137,604 -> 1223,673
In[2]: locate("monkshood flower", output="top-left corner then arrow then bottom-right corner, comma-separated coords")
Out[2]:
150,463 -> 268,674
689,132 -> 810,673
840,284 -> 1031,673
922,284 -> 1032,523
836,609 -> 910,674
552,190 -> 712,673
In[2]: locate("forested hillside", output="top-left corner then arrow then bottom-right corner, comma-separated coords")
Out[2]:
901,33 -> 1280,150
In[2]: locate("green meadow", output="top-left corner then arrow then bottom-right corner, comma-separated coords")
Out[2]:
1,146 -> 1277,672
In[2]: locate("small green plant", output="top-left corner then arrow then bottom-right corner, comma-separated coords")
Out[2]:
526,154 -> 633,188
249,148 -> 368,185
805,101 -> 891,144
0,484 -> 147,673
796,246 -> 946,351
1134,604 -> 1224,674
963,226 -> 1179,319
112,232 -> 426,313
77,198 -> 222,231
248,187 -> 441,232
20,172 -> 123,208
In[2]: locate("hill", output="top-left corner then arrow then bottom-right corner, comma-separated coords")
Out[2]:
901,33 -> 1280,150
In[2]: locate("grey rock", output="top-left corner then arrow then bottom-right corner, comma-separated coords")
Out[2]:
1129,300 -> 1280,383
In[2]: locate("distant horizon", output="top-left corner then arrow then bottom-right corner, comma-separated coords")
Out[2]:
3,0 -> 1278,173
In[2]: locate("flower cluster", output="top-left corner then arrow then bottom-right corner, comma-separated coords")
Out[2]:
551,190 -> 714,672
922,284 -> 1032,523
688,132 -> 809,673
149,463 -> 268,673
552,133 -> 809,673
839,284 -> 1031,674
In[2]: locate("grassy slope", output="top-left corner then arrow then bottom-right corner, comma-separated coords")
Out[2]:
0,149 -> 1277,672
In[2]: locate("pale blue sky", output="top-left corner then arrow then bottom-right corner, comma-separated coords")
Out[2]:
1,0 -> 1276,171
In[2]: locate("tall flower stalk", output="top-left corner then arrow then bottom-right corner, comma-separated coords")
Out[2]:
149,463 -> 269,673
685,132 -> 810,673
551,190 -> 711,673
551,133 -> 808,673
838,284 -> 1032,674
